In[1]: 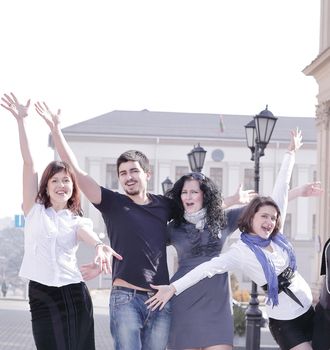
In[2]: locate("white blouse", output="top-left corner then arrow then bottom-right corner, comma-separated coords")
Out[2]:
172,240 -> 312,320
19,203 -> 93,287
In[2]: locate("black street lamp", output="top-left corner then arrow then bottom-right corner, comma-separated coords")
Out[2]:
244,120 -> 256,161
161,177 -> 173,195
187,143 -> 207,173
244,105 -> 277,350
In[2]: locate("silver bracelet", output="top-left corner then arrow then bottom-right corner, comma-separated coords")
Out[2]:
95,241 -> 104,249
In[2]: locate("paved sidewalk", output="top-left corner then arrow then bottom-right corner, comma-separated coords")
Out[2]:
0,290 -> 279,350
0,289 -> 113,350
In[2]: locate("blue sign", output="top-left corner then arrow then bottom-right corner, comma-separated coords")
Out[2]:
14,215 -> 25,228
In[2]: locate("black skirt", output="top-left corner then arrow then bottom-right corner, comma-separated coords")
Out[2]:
313,302 -> 330,350
28,280 -> 95,350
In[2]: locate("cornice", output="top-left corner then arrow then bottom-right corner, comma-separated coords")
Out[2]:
303,47 -> 330,77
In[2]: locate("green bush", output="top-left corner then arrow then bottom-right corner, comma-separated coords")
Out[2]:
233,302 -> 246,336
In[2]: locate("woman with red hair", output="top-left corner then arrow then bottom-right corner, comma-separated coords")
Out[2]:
1,93 -> 122,350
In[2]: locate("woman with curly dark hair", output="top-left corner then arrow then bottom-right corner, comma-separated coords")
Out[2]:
166,173 -> 227,237
162,172 -> 251,350
147,129 -> 312,350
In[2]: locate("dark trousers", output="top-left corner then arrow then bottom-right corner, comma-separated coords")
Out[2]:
29,280 -> 95,350
313,302 -> 330,350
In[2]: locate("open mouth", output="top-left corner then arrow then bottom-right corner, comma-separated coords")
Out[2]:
261,226 -> 272,234
56,191 -> 66,195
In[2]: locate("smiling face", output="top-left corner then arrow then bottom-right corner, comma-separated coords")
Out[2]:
47,170 -> 73,210
180,179 -> 204,214
118,160 -> 150,197
251,205 -> 278,239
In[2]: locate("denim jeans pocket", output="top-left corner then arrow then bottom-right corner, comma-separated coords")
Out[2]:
111,291 -> 133,307
162,299 -> 172,315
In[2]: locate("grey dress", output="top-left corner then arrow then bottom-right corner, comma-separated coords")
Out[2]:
168,207 -> 243,349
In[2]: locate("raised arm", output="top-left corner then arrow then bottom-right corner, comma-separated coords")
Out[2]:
288,181 -> 322,201
271,128 -> 302,221
1,93 -> 36,215
35,102 -> 102,204
222,184 -> 257,208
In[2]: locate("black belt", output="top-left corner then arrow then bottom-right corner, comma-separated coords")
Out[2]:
112,286 -> 156,297
261,267 -> 304,308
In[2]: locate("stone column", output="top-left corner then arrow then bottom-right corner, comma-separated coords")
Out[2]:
314,101 -> 330,289
303,0 -> 330,301
320,0 -> 330,53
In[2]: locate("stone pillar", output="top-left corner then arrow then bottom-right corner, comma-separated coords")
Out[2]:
314,102 -> 330,287
303,0 -> 330,299
320,0 -> 330,53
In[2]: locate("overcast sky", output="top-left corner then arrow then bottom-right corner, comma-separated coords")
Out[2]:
0,0 -> 321,218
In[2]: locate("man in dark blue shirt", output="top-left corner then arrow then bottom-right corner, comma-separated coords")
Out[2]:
45,116 -> 174,350
37,103 -> 255,350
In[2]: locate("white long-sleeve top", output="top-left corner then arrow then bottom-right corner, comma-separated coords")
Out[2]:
172,151 -> 313,320
271,151 -> 294,222
19,203 -> 92,287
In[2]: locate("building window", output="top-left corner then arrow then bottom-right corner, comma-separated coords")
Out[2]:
283,213 -> 292,239
175,166 -> 189,181
244,168 -> 254,190
210,167 -> 223,190
106,164 -> 119,190
147,164 -> 154,192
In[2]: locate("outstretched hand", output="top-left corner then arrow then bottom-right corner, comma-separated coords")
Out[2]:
288,128 -> 303,152
94,244 -> 123,274
35,101 -> 61,130
80,262 -> 104,281
296,181 -> 322,197
1,93 -> 30,120
145,284 -> 176,311
237,185 -> 258,204
235,184 -> 257,205
288,181 -> 323,201
222,184 -> 257,208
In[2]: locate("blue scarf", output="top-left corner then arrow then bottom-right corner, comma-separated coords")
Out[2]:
240,232 -> 296,306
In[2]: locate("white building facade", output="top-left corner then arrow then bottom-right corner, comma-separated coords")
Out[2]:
52,110 -> 318,292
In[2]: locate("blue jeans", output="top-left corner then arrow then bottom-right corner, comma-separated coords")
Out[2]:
110,286 -> 171,350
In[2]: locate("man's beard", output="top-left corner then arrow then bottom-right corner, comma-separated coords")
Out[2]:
124,188 -> 140,196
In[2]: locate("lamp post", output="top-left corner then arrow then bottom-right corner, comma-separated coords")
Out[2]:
161,177 -> 173,195
244,105 -> 277,350
187,143 -> 207,173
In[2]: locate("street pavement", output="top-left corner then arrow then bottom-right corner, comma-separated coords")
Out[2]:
0,289 -> 113,350
0,290 -> 279,350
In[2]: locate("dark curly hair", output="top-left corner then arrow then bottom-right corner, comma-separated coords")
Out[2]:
36,161 -> 82,216
166,172 -> 226,236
